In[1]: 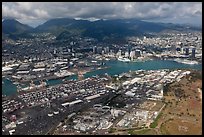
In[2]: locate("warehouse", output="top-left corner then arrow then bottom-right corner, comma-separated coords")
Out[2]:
85,94 -> 101,100
61,100 -> 83,107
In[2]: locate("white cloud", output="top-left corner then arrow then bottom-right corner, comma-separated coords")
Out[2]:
2,2 -> 202,27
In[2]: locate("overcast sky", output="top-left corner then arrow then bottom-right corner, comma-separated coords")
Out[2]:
2,2 -> 202,27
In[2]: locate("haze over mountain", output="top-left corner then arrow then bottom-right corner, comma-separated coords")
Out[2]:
2,2 -> 202,41
2,18 -> 202,41
2,19 -> 33,40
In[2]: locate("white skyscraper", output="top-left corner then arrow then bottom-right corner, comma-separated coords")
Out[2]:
125,51 -> 129,58
104,47 -> 110,54
130,50 -> 136,60
117,50 -> 122,57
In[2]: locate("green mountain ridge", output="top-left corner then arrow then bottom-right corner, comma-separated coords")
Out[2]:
2,18 -> 201,41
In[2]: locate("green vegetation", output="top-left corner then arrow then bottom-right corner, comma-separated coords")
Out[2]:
134,129 -> 151,135
128,129 -> 157,135
150,112 -> 163,128
119,76 -> 128,81
160,122 -> 170,135
108,128 -> 116,133
111,76 -> 118,83
163,83 -> 171,95
127,129 -> 134,135
189,72 -> 202,82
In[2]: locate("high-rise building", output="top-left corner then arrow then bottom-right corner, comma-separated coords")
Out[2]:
125,51 -> 129,58
93,46 -> 97,54
130,51 -> 136,60
53,49 -> 57,54
102,50 -> 105,55
171,45 -> 177,54
181,47 -> 184,54
97,47 -> 103,54
191,48 -> 196,58
185,48 -> 189,55
117,50 -> 122,57
104,47 -> 110,54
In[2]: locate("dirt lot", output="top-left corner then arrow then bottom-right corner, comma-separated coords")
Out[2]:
139,100 -> 164,111
160,118 -> 201,135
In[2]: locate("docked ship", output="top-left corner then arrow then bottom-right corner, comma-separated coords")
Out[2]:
173,58 -> 199,65
117,57 -> 131,62
17,80 -> 47,93
54,70 -> 75,78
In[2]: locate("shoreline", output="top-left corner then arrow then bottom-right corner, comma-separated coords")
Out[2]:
2,60 -> 202,96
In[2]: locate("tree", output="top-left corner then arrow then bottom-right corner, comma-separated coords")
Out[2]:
109,128 -> 116,133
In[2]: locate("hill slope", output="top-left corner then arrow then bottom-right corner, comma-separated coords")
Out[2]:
2,19 -> 33,40
2,18 -> 201,41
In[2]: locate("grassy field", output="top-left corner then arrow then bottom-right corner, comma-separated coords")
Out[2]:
157,71 -> 202,135
150,112 -> 162,128
128,128 -> 158,135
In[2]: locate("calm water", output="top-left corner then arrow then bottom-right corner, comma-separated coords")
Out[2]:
2,60 -> 202,96
2,78 -> 17,96
84,59 -> 202,77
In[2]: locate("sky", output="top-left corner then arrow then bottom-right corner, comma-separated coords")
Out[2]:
2,2 -> 202,27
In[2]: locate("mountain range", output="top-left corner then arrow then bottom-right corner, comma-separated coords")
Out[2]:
2,18 -> 202,41
2,19 -> 33,40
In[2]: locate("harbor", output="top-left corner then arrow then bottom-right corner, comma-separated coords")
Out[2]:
172,58 -> 199,65
2,59 -> 202,96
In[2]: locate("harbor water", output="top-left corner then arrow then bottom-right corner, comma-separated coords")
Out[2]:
2,59 -> 202,96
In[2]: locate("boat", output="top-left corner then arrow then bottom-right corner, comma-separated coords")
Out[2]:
173,58 -> 199,65
118,57 -> 131,62
13,82 -> 20,85
54,70 -> 75,78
